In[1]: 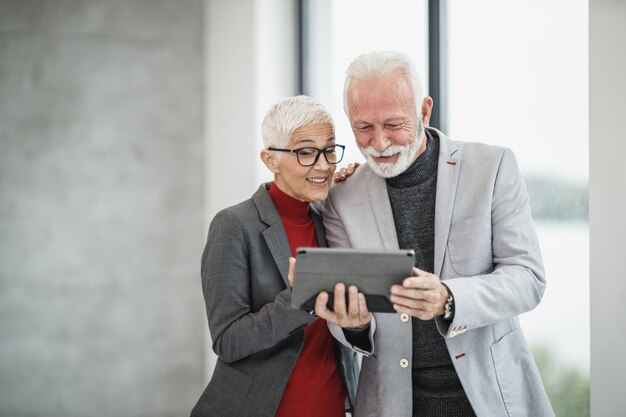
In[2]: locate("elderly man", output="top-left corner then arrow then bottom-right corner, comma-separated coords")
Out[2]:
316,51 -> 554,417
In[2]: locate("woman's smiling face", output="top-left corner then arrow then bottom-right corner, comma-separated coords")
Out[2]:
270,122 -> 337,202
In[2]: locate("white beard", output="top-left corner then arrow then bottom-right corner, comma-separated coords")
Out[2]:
359,123 -> 425,178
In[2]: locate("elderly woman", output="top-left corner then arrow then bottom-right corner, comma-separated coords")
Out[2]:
191,96 -> 365,417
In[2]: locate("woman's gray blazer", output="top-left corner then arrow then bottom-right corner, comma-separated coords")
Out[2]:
191,183 -> 358,417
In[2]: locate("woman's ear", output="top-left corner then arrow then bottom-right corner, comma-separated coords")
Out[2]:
260,149 -> 280,174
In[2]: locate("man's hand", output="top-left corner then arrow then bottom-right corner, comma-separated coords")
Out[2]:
314,283 -> 372,329
390,267 -> 449,320
333,162 -> 360,182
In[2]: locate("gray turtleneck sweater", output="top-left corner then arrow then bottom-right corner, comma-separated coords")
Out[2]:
386,131 -> 476,417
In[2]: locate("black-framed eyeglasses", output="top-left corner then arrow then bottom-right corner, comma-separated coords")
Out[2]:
268,144 -> 345,167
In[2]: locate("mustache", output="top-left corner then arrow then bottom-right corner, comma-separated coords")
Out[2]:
360,144 -> 408,157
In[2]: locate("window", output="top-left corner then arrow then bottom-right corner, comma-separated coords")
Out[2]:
447,1 -> 589,414
305,1 -> 589,415
302,0 -> 428,166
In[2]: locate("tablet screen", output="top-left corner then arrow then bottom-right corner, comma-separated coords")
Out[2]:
291,247 -> 415,313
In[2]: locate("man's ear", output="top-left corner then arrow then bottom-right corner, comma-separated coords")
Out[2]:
260,149 -> 280,174
421,96 -> 434,126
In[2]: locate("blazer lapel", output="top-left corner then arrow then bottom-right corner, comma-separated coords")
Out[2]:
366,168 -> 400,249
252,184 -> 292,288
432,129 -> 460,277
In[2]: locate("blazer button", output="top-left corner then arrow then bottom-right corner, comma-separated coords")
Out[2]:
400,313 -> 410,323
400,358 -> 409,368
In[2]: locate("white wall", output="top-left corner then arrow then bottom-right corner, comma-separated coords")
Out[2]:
202,0 -> 300,380
590,0 -> 626,415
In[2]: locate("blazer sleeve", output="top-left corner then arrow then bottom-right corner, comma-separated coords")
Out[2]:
202,209 -> 315,363
323,187 -> 351,248
327,319 -> 376,356
436,148 -> 547,337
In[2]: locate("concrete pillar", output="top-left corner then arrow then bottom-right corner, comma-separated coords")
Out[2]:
0,0 -> 206,415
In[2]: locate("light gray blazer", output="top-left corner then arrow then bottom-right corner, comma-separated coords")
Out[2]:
192,184 -> 358,417
324,129 -> 554,417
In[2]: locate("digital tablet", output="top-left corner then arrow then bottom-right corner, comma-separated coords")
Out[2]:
291,247 -> 416,313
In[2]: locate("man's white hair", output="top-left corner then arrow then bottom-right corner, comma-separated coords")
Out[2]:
262,95 -> 334,149
343,51 -> 425,116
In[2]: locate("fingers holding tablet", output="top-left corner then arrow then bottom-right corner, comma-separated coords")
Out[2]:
314,283 -> 371,329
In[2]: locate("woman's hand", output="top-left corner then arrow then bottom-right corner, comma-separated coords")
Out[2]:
314,283 -> 372,329
288,257 -> 296,288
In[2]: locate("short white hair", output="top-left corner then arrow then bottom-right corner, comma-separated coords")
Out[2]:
343,51 -> 425,116
262,95 -> 334,149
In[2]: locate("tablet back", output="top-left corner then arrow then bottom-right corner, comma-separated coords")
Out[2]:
291,247 -> 415,313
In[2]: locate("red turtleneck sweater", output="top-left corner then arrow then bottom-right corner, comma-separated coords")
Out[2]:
269,183 -> 346,417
